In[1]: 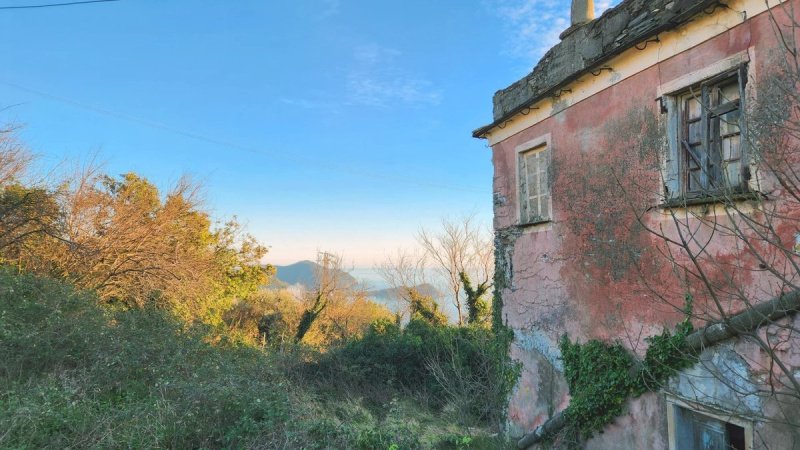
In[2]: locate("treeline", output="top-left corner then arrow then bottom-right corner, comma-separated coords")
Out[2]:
0,129 -> 519,449
0,143 -> 268,327
0,133 -> 398,345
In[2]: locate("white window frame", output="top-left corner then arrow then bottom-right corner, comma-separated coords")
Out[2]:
666,396 -> 754,450
515,134 -> 552,225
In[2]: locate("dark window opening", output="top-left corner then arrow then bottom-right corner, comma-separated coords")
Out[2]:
673,404 -> 748,450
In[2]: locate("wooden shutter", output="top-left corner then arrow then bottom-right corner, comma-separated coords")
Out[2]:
664,96 -> 682,200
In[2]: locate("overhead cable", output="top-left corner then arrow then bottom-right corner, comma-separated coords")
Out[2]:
0,0 -> 118,10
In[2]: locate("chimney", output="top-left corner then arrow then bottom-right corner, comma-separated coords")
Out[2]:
571,0 -> 595,26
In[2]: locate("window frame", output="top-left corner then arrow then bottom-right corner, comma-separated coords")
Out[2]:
679,67 -> 747,195
661,60 -> 752,205
666,396 -> 754,450
515,135 -> 552,226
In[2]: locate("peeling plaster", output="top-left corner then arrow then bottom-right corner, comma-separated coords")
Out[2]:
668,344 -> 763,415
514,328 -> 564,372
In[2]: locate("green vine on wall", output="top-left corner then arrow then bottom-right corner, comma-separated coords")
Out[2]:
558,295 -> 696,443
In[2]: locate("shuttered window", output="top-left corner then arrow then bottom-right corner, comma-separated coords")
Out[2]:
672,65 -> 748,198
518,145 -> 550,224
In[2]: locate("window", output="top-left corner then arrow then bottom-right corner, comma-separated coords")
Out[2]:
668,400 -> 752,450
518,144 -> 550,224
665,65 -> 749,200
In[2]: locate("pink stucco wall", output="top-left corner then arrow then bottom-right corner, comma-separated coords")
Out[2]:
490,4 -> 800,447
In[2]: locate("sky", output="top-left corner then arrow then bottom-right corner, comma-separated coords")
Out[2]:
0,0 -> 618,267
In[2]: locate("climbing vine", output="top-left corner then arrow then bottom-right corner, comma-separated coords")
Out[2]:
558,295 -> 696,443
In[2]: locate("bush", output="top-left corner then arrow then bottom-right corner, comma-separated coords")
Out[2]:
0,268 -> 516,448
318,317 -> 520,426
0,268 -> 289,449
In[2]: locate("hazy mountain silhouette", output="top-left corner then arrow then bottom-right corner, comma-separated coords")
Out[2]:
274,260 -> 357,288
273,262 -> 442,305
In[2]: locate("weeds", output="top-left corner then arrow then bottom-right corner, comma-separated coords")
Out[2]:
0,268 -> 516,449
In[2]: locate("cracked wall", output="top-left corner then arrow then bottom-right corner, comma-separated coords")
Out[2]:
488,3 -> 800,447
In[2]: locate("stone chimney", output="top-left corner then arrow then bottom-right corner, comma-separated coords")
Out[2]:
571,0 -> 595,26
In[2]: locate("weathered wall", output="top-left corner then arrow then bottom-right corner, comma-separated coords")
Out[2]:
489,1 -> 800,447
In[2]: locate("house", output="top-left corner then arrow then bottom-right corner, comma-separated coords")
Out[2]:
474,0 -> 800,448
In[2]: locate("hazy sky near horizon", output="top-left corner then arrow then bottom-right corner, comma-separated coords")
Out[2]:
0,0 -> 618,266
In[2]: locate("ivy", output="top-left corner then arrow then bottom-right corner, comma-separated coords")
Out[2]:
560,339 -> 635,438
558,295 -> 696,443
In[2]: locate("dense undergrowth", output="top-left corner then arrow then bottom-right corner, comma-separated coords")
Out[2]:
0,269 -> 517,449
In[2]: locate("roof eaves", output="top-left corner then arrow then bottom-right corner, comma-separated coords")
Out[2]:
473,0 -> 723,140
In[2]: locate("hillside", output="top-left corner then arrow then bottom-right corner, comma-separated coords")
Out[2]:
273,262 -> 442,303
274,260 -> 357,288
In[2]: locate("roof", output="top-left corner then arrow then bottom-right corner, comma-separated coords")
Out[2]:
473,0 -> 721,138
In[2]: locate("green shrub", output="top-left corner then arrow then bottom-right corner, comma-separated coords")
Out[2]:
319,317 -> 520,426
0,268 -> 289,449
0,268 -> 514,448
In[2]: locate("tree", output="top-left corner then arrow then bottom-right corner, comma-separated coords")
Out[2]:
295,252 -> 351,343
0,128 -> 61,263
0,126 -> 30,187
416,215 -> 493,326
459,271 -> 490,325
377,248 -> 438,321
0,185 -> 61,260
0,168 -> 271,325
407,287 -> 448,326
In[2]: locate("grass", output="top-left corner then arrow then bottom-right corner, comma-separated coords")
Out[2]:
0,269 -> 514,449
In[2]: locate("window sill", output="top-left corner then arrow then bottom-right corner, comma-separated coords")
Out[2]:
659,191 -> 765,209
519,218 -> 551,228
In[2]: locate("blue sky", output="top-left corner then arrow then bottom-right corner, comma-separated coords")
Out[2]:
0,0 -> 617,266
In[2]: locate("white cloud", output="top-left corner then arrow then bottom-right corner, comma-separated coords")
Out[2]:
347,74 -> 441,108
352,43 -> 402,65
280,43 -> 441,111
485,0 -> 621,73
346,44 -> 441,108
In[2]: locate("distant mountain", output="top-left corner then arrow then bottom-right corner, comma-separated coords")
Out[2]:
368,283 -> 442,300
273,260 -> 357,289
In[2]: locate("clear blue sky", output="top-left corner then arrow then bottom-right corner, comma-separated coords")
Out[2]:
0,0 -> 617,266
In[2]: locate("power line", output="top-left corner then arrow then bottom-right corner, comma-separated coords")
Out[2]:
0,0 -> 118,10
0,79 -> 486,194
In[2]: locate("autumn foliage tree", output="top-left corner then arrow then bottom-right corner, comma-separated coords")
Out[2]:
0,147 -> 271,325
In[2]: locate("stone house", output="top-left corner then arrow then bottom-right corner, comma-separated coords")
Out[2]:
474,0 -> 800,448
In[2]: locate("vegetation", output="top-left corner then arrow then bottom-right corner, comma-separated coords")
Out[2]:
415,216 -> 493,326
0,135 -> 518,448
0,268 -> 517,449
459,271 -> 490,326
0,269 -> 290,449
322,317 -> 520,425
557,298 -> 695,445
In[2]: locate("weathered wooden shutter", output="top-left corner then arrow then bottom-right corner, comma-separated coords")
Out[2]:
519,152 -> 529,223
663,96 -> 681,199
539,149 -> 551,220
738,63 -> 750,184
